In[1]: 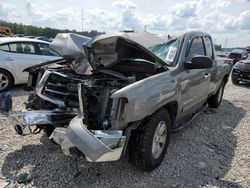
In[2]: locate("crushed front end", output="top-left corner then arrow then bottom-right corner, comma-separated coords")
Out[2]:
2,32 -> 168,162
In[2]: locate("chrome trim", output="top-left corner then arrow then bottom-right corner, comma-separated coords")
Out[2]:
44,88 -> 69,96
53,71 -> 69,78
35,70 -> 65,107
51,115 -> 126,162
78,83 -> 84,115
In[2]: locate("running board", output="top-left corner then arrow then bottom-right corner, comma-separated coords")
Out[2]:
171,104 -> 208,133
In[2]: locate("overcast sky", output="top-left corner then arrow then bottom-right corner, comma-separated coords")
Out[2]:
0,0 -> 250,47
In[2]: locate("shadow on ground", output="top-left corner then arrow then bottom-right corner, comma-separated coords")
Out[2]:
1,99 -> 246,188
232,81 -> 250,89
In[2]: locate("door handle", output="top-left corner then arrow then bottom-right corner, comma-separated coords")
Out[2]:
3,57 -> 14,61
203,73 -> 210,79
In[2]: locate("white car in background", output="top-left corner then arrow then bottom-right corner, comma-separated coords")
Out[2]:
0,37 -> 61,92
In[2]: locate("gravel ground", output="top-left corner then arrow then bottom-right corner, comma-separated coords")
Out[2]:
0,80 -> 249,188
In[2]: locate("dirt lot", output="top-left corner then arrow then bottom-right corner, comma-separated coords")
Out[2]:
0,80 -> 249,188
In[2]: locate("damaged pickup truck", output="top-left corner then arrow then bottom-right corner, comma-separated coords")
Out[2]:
2,31 -> 233,171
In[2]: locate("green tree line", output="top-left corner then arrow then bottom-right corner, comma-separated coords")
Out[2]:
214,44 -> 222,51
0,20 -> 104,38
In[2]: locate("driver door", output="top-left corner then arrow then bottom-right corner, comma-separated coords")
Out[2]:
179,36 -> 211,117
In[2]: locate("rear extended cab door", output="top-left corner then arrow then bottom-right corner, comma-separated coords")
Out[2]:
203,35 -> 219,95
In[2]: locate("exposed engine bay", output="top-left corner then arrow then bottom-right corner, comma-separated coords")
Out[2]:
25,59 -> 160,131
23,32 -> 166,132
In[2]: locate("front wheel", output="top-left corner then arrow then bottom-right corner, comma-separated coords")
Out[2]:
208,81 -> 225,108
129,109 -> 171,171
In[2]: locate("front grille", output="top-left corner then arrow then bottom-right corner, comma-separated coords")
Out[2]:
241,71 -> 250,79
42,73 -> 70,101
36,70 -> 79,108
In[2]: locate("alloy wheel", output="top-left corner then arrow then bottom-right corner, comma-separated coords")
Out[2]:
0,73 -> 9,91
152,121 -> 167,159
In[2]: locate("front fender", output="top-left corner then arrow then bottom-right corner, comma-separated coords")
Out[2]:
111,71 -> 178,124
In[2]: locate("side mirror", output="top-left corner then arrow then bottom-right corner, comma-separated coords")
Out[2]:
185,55 -> 213,69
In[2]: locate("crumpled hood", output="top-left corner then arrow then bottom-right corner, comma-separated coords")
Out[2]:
50,33 -> 90,58
84,32 -> 167,69
50,33 -> 91,74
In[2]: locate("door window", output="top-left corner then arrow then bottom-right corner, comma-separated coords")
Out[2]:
187,37 -> 205,61
37,43 -> 59,56
9,43 -> 36,54
0,44 -> 10,51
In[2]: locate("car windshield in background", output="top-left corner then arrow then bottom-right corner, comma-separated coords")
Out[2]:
148,37 -> 179,66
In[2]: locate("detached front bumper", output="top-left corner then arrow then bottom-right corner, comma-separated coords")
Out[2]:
7,110 -> 126,162
8,110 -> 77,135
51,115 -> 126,162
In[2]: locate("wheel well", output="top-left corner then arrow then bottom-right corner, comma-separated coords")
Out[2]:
0,68 -> 15,85
163,101 -> 178,126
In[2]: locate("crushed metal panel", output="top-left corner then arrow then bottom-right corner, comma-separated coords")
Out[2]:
50,33 -> 91,74
84,32 -> 167,68
86,32 -> 166,49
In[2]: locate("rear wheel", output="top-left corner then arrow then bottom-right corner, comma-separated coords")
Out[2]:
0,69 -> 13,92
208,81 -> 225,108
129,109 -> 171,171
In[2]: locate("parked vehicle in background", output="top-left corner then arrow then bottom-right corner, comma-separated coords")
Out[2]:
13,34 -> 25,37
2,31 -> 233,171
35,36 -> 53,43
0,37 -> 60,92
229,49 -> 247,64
246,46 -> 250,54
216,50 -> 228,58
231,56 -> 250,84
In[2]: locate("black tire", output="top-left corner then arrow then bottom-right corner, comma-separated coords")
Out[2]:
231,77 -> 239,85
0,69 -> 14,92
129,108 -> 171,171
208,81 -> 225,108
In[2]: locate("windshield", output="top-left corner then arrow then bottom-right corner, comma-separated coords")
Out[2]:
148,37 -> 180,65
